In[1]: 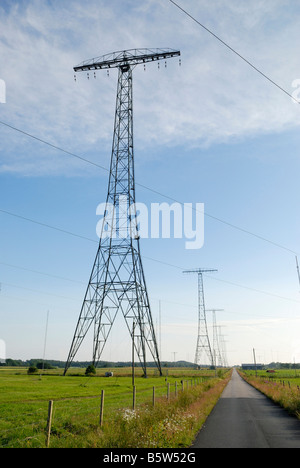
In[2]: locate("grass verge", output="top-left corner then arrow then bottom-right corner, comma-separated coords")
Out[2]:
239,371 -> 300,419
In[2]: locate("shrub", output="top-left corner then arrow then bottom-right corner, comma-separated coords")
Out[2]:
85,365 -> 96,376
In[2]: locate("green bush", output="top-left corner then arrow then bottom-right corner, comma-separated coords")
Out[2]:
85,365 -> 96,376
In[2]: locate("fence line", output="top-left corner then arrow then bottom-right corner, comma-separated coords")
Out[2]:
0,377 -> 207,448
262,375 -> 300,391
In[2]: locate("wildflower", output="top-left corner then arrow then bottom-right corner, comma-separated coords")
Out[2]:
121,409 -> 138,422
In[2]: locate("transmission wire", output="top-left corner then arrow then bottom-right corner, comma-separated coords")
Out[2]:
168,0 -> 300,105
0,119 -> 298,257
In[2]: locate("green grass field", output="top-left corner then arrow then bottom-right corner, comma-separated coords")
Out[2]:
0,366 -> 229,448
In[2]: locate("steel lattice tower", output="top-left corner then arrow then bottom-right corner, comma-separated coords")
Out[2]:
64,49 -> 180,377
183,269 -> 217,368
207,309 -> 224,368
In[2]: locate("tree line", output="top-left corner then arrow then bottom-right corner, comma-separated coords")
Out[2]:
1,358 -> 195,369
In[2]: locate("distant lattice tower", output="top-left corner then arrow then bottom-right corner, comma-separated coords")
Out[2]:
183,268 -> 217,368
207,309 -> 224,368
64,49 -> 180,377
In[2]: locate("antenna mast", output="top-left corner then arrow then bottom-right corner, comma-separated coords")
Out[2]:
64,49 -> 180,377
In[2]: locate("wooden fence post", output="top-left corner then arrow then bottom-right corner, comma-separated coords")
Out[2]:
133,385 -> 136,410
46,400 -> 53,448
100,390 -> 105,427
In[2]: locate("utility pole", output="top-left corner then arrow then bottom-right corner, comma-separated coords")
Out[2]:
159,300 -> 162,362
132,321 -> 135,387
64,49 -> 180,377
253,348 -> 257,377
41,310 -> 49,377
183,269 -> 217,368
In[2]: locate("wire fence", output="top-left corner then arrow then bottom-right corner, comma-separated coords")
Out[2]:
262,376 -> 300,391
0,378 -> 204,448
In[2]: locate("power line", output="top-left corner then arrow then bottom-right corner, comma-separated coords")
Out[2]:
1,281 -> 78,301
0,207 -> 186,270
168,0 -> 300,105
0,208 -> 97,244
138,187 -> 299,256
0,261 -> 85,285
1,209 -> 299,305
1,206 -> 299,281
0,120 -> 298,256
203,274 -> 300,304
0,120 -> 108,173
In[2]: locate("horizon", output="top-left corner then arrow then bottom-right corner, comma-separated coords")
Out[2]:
1,1 -> 300,367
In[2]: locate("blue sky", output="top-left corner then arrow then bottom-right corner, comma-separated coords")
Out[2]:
1,0 -> 300,366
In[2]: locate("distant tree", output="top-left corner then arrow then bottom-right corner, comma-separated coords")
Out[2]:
6,358 -> 24,367
27,366 -> 38,374
36,362 -> 53,370
85,364 -> 96,376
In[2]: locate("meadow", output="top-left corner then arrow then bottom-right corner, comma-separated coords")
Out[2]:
0,366 -> 231,448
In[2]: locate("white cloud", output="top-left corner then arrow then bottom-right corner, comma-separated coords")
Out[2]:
0,0 -> 300,176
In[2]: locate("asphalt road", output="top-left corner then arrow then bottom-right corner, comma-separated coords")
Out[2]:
192,369 -> 300,448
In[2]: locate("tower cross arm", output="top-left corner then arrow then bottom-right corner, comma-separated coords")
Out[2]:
183,269 -> 218,275
74,48 -> 181,72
